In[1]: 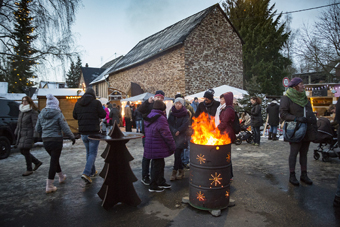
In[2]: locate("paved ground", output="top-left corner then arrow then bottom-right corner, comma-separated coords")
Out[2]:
1,129 -> 340,227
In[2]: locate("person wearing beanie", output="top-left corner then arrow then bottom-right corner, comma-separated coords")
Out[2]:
280,78 -> 317,186
137,90 -> 166,186
15,96 -> 42,177
168,98 -> 189,181
144,100 -> 176,192
266,98 -> 280,140
36,94 -> 76,193
191,97 -> 199,113
194,88 -> 220,118
73,87 -> 106,184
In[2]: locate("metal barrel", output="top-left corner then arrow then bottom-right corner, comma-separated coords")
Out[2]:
189,142 -> 231,210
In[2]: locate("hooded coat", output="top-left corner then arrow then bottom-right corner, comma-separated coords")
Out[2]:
217,92 -> 236,143
144,109 -> 176,159
35,108 -> 75,139
15,105 -> 38,149
73,93 -> 106,134
168,106 -> 189,149
267,101 -> 280,126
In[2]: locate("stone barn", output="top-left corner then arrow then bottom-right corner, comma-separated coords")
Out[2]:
91,4 -> 243,98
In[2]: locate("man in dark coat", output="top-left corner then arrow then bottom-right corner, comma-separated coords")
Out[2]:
73,88 -> 106,184
194,89 -> 220,118
109,103 -> 121,126
137,90 -> 166,186
267,98 -> 280,140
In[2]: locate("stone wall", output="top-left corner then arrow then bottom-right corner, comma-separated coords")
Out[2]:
108,46 -> 185,98
184,6 -> 243,95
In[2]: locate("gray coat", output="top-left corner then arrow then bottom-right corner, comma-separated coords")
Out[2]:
35,108 -> 75,139
15,108 -> 38,149
279,96 -> 317,142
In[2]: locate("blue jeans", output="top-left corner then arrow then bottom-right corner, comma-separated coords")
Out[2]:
81,134 -> 100,176
181,142 -> 190,165
136,120 -> 142,132
269,125 -> 277,134
336,174 -> 340,197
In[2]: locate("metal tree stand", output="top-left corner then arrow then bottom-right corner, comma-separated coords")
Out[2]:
89,123 -> 143,210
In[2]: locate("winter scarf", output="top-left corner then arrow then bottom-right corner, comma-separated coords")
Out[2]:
215,103 -> 226,127
19,104 -> 32,113
171,105 -> 187,118
286,87 -> 308,107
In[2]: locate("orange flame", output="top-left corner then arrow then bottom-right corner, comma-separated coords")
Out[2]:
191,112 -> 231,145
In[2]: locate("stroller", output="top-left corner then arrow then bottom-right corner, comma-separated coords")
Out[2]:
234,122 -> 253,145
313,117 -> 340,162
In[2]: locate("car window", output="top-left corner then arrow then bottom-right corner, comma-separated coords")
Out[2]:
0,100 -> 19,117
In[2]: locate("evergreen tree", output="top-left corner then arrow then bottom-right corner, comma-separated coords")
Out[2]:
8,0 -> 38,93
66,56 -> 82,88
223,0 -> 291,95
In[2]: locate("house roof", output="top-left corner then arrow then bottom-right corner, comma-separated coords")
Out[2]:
81,67 -> 106,87
36,88 -> 84,97
107,4 -> 242,75
90,56 -> 124,85
101,57 -> 121,69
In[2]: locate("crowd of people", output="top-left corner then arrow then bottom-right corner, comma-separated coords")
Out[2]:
14,82 -> 340,207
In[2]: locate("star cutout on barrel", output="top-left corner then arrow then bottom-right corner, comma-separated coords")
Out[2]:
225,191 -> 229,198
226,154 -> 230,162
197,191 -> 206,201
209,172 -> 222,186
196,154 -> 206,164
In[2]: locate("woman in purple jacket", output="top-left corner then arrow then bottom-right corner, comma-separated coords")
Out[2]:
144,100 -> 176,192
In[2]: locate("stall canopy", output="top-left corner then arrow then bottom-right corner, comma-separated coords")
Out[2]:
185,85 -> 248,101
120,92 -> 173,102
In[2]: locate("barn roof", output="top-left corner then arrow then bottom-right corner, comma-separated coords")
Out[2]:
90,56 -> 124,85
107,4 -> 241,75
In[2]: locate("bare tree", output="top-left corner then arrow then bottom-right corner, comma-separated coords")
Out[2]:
0,0 -> 81,80
296,1 -> 340,73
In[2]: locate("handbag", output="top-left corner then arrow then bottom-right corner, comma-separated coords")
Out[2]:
283,107 -> 307,142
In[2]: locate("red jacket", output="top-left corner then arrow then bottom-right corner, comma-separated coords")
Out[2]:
217,92 -> 236,142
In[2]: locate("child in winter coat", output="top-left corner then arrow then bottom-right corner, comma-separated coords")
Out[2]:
144,100 -> 176,192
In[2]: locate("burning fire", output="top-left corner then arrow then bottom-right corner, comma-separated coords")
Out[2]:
191,112 -> 231,145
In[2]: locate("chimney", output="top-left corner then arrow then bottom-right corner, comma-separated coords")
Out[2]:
85,63 -> 89,67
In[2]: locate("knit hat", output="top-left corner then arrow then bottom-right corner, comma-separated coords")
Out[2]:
85,87 -> 96,97
46,94 -> 60,110
204,88 -> 215,100
175,93 -> 183,99
154,90 -> 165,98
153,100 -> 166,111
288,77 -> 303,88
194,97 -> 198,101
174,97 -> 185,106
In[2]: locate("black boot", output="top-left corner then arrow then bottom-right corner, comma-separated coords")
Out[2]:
334,195 -> 340,207
272,133 -> 277,141
289,172 -> 299,186
268,132 -> 272,140
300,171 -> 313,185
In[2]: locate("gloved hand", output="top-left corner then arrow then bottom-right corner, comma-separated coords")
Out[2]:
71,138 -> 76,145
296,117 -> 308,123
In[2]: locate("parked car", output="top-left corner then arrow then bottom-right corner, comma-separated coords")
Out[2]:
0,98 -> 19,159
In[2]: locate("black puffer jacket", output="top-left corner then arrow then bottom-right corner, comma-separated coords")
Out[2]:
250,104 -> 263,127
279,96 -> 317,142
194,100 -> 220,118
267,101 -> 280,126
73,93 -> 106,135
168,107 -> 189,149
15,107 -> 38,149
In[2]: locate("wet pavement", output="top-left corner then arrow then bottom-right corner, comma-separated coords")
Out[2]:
1,130 -> 340,227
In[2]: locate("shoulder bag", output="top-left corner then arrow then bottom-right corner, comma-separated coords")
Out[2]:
283,107 -> 307,142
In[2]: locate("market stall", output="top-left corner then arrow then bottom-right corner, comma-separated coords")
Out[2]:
305,83 -> 340,120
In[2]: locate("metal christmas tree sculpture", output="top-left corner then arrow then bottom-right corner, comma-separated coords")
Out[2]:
89,122 -> 143,210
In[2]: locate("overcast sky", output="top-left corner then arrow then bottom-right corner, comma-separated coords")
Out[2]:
71,0 -> 331,70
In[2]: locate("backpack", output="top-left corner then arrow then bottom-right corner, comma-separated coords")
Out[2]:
226,106 -> 240,134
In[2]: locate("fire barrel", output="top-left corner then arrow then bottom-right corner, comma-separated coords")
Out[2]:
189,142 -> 232,210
